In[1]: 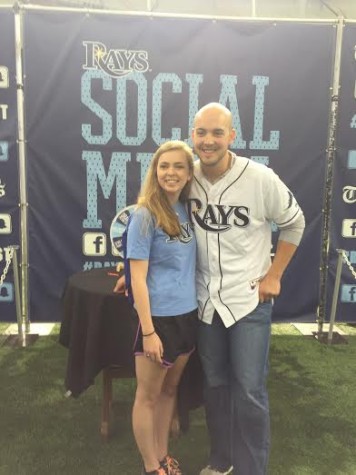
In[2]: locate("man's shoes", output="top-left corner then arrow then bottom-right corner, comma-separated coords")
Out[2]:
199,465 -> 233,475
161,455 -> 182,474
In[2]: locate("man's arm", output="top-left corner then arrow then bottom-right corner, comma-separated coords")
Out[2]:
259,212 -> 305,303
259,240 -> 298,303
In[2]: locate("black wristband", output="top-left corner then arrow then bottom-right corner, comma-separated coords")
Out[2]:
142,330 -> 155,337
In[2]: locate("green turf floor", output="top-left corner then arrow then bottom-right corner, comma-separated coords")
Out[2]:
0,323 -> 355,474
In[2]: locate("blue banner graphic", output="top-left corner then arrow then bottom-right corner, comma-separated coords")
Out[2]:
0,9 -> 19,321
23,11 -> 335,322
327,23 -> 356,321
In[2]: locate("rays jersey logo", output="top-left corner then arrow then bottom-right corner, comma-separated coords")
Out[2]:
83,41 -> 149,78
187,199 -> 250,232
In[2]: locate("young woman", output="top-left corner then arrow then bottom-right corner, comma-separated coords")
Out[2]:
127,141 -> 197,475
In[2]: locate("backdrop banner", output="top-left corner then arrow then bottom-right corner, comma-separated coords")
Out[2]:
23,11 -> 335,321
327,23 -> 356,322
0,9 -> 19,321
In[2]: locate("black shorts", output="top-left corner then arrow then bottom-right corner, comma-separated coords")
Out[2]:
133,309 -> 198,367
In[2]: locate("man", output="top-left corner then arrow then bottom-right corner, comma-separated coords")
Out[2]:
187,103 -> 305,475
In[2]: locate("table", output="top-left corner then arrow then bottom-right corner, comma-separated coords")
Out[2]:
59,267 -> 203,435
59,267 -> 135,397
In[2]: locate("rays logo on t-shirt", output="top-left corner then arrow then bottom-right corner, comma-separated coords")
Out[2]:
166,222 -> 194,244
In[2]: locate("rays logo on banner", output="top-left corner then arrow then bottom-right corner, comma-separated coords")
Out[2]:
82,41 -> 149,78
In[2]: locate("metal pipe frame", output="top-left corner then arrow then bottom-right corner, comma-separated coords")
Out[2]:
11,246 -> 24,340
317,17 -> 344,336
19,3 -> 338,22
14,6 -> 30,332
327,249 -> 344,344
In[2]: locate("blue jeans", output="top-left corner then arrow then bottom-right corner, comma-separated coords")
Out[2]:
198,303 -> 272,475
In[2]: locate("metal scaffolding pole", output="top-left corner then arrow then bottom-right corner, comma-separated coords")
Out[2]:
327,249 -> 343,344
317,17 -> 344,336
14,5 -> 30,333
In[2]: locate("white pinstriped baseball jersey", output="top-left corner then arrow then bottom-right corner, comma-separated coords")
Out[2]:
187,153 -> 303,327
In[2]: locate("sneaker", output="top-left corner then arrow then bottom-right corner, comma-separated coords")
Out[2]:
161,455 -> 182,474
142,466 -> 168,475
199,465 -> 233,475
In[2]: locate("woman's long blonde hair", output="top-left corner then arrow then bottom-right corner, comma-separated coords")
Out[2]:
137,140 -> 194,237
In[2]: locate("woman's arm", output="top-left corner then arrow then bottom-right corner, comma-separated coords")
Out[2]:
130,259 -> 164,364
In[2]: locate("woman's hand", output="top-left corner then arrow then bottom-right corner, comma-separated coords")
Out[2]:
113,275 -> 125,293
142,332 -> 164,365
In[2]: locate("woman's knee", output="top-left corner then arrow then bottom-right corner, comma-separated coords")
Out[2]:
135,384 -> 161,407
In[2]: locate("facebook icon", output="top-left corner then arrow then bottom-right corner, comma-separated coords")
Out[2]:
342,220 -> 356,238
82,232 -> 107,256
341,285 -> 356,303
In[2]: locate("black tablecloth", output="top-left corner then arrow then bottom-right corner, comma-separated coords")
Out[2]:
59,268 -> 203,430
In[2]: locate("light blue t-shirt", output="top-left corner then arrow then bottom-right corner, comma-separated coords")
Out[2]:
126,202 -> 197,317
